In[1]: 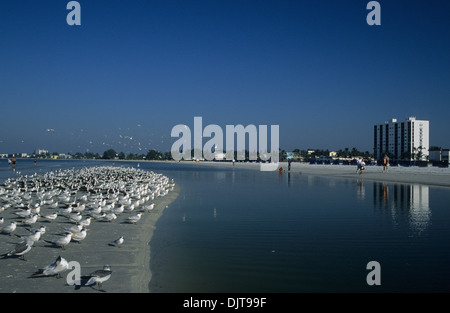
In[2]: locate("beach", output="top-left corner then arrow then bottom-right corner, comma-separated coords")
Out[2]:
0,166 -> 179,293
194,161 -> 450,188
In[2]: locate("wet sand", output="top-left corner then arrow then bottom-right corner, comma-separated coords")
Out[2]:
0,179 -> 179,293
195,161 -> 450,187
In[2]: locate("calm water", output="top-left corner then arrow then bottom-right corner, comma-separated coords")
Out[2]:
2,159 -> 450,292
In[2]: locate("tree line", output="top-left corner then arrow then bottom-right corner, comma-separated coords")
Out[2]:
284,147 -> 373,161
56,146 -> 374,162
67,149 -> 173,161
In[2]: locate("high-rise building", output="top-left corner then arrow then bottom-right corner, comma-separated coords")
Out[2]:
373,117 -> 429,161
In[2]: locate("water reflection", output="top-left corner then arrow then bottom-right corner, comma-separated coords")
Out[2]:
373,182 -> 431,235
357,180 -> 365,200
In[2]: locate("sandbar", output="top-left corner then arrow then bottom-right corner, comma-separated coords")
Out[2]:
0,174 -> 179,293
194,161 -> 450,188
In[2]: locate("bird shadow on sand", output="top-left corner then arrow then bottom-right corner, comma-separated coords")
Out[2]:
120,221 -> 139,225
27,273 -> 65,280
0,254 -> 28,261
72,276 -> 109,292
26,274 -> 108,292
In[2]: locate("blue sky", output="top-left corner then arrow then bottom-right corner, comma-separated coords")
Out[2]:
1,0 -> 449,155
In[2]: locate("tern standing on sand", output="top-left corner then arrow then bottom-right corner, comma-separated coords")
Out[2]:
85,265 -> 112,291
32,256 -> 69,278
44,233 -> 73,249
109,236 -> 124,248
1,221 -> 20,235
1,240 -> 33,260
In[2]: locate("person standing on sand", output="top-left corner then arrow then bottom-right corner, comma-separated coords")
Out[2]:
356,158 -> 362,173
356,158 -> 365,175
359,159 -> 365,175
383,155 -> 389,172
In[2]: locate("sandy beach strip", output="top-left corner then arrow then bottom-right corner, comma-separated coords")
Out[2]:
0,177 -> 179,293
194,161 -> 450,187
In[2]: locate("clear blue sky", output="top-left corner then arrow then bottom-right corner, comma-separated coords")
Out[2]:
1,0 -> 449,155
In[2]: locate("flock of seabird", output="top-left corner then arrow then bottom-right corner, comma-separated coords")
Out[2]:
0,166 -> 175,291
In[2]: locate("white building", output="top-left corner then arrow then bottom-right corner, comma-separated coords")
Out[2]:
214,152 -> 226,161
374,117 -> 429,161
35,149 -> 49,155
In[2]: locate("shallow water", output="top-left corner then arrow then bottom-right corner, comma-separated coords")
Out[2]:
146,162 -> 450,292
2,159 -> 450,292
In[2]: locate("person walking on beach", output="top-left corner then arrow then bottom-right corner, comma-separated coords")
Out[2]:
356,158 -> 365,175
288,158 -> 292,171
359,159 -> 365,175
383,155 -> 389,172
12,157 -> 16,171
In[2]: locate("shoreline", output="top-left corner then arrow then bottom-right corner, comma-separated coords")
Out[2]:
0,167 -> 179,293
194,161 -> 450,188
134,183 -> 180,292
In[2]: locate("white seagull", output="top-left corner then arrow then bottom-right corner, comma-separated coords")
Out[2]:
144,203 -> 155,211
71,228 -> 89,243
78,217 -> 92,226
109,236 -> 124,248
23,214 -> 39,226
31,256 -> 69,278
1,221 -> 20,235
44,233 -> 73,249
58,206 -> 72,216
126,213 -> 143,224
112,205 -> 124,214
65,223 -> 83,233
103,213 -> 117,222
42,212 -> 58,222
14,208 -> 31,218
26,225 -> 48,235
15,228 -> 43,243
1,240 -> 34,260
68,212 -> 82,223
84,265 -> 112,291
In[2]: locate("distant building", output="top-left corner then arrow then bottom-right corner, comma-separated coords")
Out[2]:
429,148 -> 449,163
374,117 -> 429,161
35,149 -> 49,155
444,150 -> 450,163
214,152 -> 226,160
